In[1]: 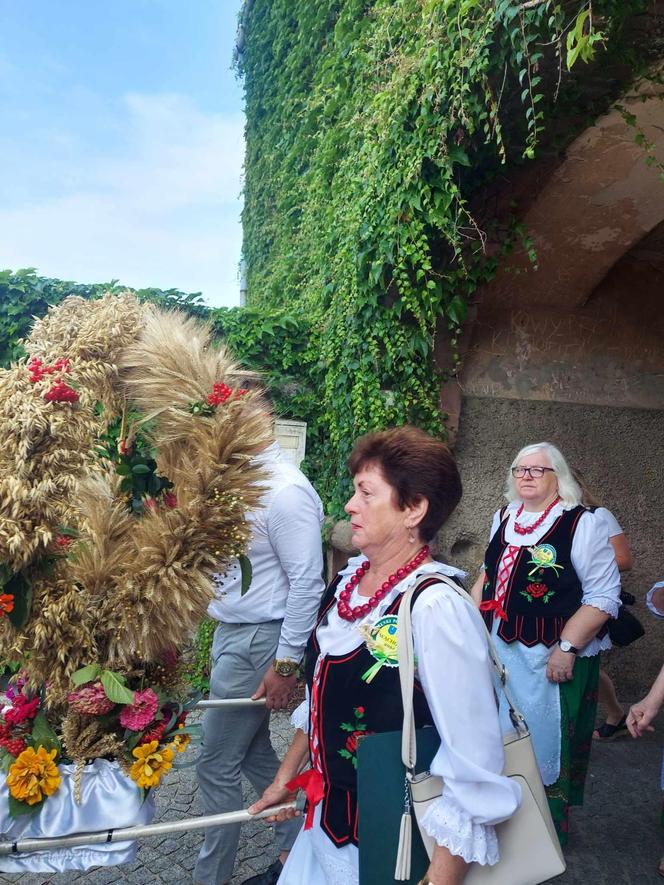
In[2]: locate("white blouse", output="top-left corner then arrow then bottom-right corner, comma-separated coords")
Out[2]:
291,558 -> 522,866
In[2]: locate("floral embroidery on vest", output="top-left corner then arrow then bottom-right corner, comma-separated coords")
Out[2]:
337,706 -> 372,769
521,582 -> 555,603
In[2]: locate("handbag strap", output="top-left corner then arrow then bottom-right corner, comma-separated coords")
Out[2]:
397,573 -> 528,773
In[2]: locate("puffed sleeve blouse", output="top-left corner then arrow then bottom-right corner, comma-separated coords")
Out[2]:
291,559 -> 521,866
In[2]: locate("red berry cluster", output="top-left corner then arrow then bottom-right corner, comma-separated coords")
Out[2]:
43,379 -> 80,403
0,735 -> 27,757
207,382 -> 248,406
55,535 -> 73,549
27,356 -> 71,383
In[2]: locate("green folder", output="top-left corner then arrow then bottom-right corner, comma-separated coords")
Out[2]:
357,727 -> 439,885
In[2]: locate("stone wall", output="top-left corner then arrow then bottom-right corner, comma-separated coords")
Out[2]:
438,396 -> 664,697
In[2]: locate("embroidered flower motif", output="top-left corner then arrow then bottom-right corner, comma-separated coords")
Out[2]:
7,746 -> 61,805
129,740 -> 174,788
520,582 -> 555,604
67,681 -> 115,716
338,706 -> 372,769
120,688 -> 159,731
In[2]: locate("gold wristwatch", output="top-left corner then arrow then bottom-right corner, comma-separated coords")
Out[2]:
272,658 -> 299,677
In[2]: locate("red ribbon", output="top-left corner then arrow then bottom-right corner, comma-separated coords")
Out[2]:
285,768 -> 325,830
479,599 -> 508,621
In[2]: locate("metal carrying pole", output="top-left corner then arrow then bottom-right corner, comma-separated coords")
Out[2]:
0,696 -> 291,856
0,798 -> 304,856
194,697 -> 266,709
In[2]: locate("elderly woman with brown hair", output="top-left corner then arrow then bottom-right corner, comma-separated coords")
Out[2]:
249,426 -> 521,885
470,442 -> 621,845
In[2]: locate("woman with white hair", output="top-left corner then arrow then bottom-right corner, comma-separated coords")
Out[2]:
470,442 -> 621,844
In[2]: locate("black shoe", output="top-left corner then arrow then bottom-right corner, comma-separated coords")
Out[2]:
241,858 -> 283,885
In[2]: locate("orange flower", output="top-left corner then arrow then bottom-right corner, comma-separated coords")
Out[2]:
7,746 -> 61,805
0,594 -> 14,615
129,740 -> 174,789
171,725 -> 191,754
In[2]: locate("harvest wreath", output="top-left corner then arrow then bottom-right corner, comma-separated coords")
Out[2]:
0,293 -> 271,868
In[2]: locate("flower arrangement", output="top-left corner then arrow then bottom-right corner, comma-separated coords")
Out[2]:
0,293 -> 272,825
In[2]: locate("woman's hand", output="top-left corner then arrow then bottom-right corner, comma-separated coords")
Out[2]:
425,844 -> 468,884
546,647 -> 575,683
627,696 -> 660,738
248,780 -> 300,823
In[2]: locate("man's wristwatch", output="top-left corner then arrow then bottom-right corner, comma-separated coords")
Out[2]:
558,639 -> 579,654
272,658 -> 299,677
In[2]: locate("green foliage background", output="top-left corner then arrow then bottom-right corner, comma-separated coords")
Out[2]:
239,0 -> 644,515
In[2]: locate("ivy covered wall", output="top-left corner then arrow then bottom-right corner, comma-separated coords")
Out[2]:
239,0 -> 645,516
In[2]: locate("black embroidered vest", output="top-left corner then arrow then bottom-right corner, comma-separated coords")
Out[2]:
303,575 -> 441,848
481,505 -> 587,648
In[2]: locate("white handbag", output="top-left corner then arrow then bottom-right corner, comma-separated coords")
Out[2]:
394,575 -> 566,885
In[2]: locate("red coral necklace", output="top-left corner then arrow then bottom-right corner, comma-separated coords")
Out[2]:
513,496 -> 561,535
337,545 -> 430,622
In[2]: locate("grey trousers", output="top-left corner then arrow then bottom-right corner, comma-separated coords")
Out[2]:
194,621 -> 301,885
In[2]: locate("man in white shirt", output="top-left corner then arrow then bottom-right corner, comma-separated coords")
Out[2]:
194,437 -> 325,885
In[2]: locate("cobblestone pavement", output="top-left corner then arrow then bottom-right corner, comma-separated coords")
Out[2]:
1,708 -> 663,885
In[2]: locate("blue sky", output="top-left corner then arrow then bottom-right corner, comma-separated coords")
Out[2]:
0,0 -> 245,307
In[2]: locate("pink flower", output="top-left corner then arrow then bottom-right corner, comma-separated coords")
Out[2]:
67,682 -> 115,716
120,688 -> 159,731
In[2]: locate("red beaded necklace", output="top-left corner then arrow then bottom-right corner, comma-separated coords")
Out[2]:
337,545 -> 430,622
513,496 -> 561,535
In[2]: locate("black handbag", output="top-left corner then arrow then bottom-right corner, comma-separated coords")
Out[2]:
608,604 -> 645,647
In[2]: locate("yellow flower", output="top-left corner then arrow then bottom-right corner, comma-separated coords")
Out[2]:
130,739 -> 174,789
171,725 -> 191,754
7,746 -> 61,806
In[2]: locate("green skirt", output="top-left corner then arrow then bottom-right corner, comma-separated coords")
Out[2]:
544,654 -> 600,846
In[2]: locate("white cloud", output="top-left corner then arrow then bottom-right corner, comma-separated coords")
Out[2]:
0,93 -> 245,307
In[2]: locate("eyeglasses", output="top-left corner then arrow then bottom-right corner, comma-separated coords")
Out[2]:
511,466 -> 556,479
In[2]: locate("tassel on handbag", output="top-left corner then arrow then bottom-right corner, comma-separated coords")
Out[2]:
394,775 -> 413,880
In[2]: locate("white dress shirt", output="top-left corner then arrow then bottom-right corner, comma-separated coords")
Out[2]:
208,442 -> 325,661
